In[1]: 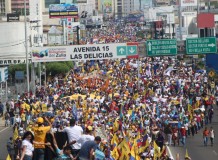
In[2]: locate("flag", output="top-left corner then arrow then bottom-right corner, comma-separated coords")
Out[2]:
130,140 -> 140,160
118,139 -> 130,155
139,139 -> 149,154
188,104 -> 193,120
6,154 -> 11,160
153,141 -> 161,159
141,134 -> 148,146
72,104 -> 78,121
111,134 -> 119,146
120,149 -> 129,160
185,148 -> 190,158
13,127 -> 18,141
133,93 -> 139,100
161,146 -> 167,157
120,105 -> 124,119
111,146 -> 119,160
113,120 -> 119,133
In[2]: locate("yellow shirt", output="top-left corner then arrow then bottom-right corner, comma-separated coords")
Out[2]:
21,113 -> 26,121
33,126 -> 51,148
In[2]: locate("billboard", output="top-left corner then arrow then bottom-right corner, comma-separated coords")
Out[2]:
49,4 -> 78,18
181,0 -> 197,6
7,13 -> 20,22
32,43 -> 127,62
99,0 -> 112,13
79,4 -> 94,19
197,13 -> 214,28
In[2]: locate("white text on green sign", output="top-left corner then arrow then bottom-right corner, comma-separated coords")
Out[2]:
147,39 -> 177,56
186,37 -> 217,54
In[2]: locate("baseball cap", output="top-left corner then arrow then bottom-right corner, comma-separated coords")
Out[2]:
37,117 -> 44,124
87,126 -> 93,131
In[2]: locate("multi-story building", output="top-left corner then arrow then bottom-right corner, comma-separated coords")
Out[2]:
112,0 -> 135,18
11,0 -> 29,15
0,0 -> 11,15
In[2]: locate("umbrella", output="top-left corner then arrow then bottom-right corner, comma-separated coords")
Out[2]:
70,94 -> 86,100
109,93 -> 120,98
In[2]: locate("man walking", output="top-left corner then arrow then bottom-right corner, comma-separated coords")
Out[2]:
203,127 -> 209,146
0,101 -> 4,117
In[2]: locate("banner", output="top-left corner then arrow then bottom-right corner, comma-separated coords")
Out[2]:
181,0 -> 197,6
32,43 -> 128,62
99,0 -> 112,13
49,4 -> 78,18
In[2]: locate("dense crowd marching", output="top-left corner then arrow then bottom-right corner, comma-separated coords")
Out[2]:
0,21 -> 216,160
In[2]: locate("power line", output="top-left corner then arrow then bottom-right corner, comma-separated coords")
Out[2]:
0,41 -> 26,49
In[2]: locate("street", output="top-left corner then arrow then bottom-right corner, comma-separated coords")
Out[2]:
0,119 -> 12,160
169,105 -> 218,160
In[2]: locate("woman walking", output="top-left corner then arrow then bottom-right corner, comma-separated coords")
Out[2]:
209,127 -> 215,146
20,131 -> 34,160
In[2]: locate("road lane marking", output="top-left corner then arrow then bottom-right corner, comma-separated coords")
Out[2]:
166,146 -> 174,159
0,127 -> 9,133
213,150 -> 218,156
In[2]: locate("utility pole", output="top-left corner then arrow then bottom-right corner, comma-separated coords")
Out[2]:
77,26 -> 80,45
178,0 -> 182,40
24,0 -> 30,97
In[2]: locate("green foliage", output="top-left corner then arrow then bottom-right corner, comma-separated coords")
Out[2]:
196,61 -> 205,69
46,61 -> 73,76
8,64 -> 28,79
198,54 -> 204,59
8,61 -> 73,79
136,31 -> 145,39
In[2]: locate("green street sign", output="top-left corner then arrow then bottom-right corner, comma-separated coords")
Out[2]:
117,46 -> 127,56
186,37 -> 217,54
146,39 -> 177,56
127,46 -> 137,55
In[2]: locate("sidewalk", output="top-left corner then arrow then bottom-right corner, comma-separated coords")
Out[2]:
0,117 -> 6,129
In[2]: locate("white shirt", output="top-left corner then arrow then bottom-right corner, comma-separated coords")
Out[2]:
63,125 -> 83,149
22,139 -> 34,156
15,117 -> 21,123
210,130 -> 215,138
77,134 -> 95,146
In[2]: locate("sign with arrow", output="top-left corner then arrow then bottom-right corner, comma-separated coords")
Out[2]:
186,37 -> 217,54
127,46 -> 137,55
146,39 -> 177,56
117,46 -> 127,56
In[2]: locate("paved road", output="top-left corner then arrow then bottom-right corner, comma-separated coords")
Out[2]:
0,119 -> 12,160
169,106 -> 218,160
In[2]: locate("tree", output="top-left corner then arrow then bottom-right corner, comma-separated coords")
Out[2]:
45,61 -> 73,76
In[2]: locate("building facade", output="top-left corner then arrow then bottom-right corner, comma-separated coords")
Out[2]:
0,0 -> 11,15
112,0 -> 135,18
11,0 -> 29,15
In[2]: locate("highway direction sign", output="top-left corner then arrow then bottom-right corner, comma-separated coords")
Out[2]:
127,46 -> 137,55
146,39 -> 177,56
186,37 -> 217,54
117,46 -> 127,56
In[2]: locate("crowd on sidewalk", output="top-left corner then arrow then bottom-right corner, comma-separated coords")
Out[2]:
1,55 -> 216,160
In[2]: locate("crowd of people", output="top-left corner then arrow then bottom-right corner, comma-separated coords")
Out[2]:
79,21 -> 146,45
2,55 -> 216,160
